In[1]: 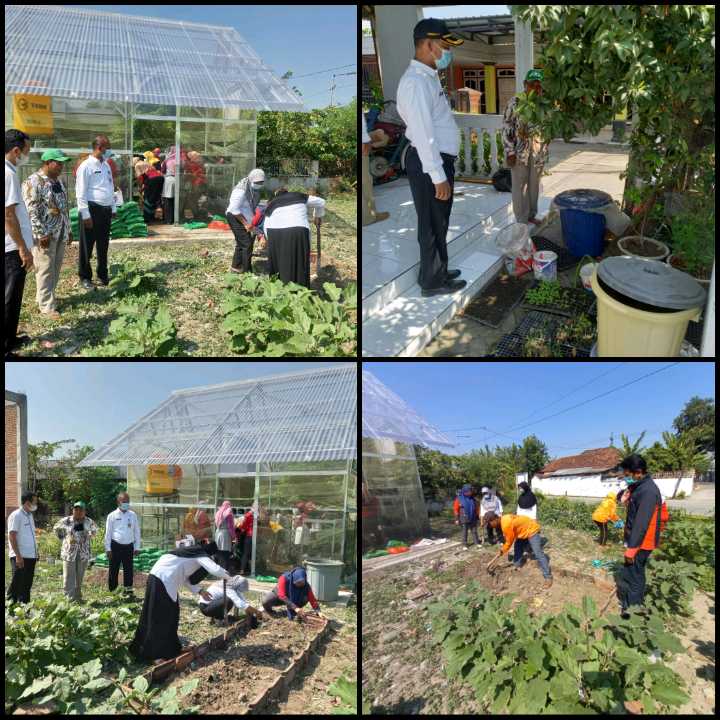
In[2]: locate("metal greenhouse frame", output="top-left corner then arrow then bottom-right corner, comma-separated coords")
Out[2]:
5,5 -> 306,223
79,365 -> 357,577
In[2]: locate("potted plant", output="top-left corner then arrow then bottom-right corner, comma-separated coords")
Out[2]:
667,205 -> 714,286
617,235 -> 670,260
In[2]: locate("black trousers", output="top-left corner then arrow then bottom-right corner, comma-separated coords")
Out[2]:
78,201 -> 112,284
405,145 -> 456,289
484,522 -> 501,544
200,595 -> 235,620
5,250 -> 27,352
162,197 -> 175,224
108,540 -> 134,591
594,520 -> 609,545
619,549 -> 652,610
226,212 -> 254,272
462,521 -> 481,546
240,535 -> 252,575
7,557 -> 37,603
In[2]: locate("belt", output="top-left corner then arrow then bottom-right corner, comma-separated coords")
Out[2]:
409,144 -> 457,160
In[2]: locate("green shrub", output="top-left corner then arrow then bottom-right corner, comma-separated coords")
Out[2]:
655,520 -> 715,592
221,273 -> 356,356
535,492 -> 625,535
108,259 -> 161,297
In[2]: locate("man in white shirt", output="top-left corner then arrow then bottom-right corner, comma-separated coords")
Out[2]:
361,113 -> 389,226
397,19 -> 467,297
104,491 -> 141,595
7,491 -> 40,603
76,135 -> 117,290
5,129 -> 35,358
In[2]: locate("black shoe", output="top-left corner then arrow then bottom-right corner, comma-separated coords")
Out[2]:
250,615 -> 259,629
421,279 -> 467,297
9,335 -> 31,350
445,269 -> 462,281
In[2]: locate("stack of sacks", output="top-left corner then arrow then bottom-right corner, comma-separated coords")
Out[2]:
111,201 -> 148,238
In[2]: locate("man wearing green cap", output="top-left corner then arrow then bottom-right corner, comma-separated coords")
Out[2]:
502,69 -> 549,225
21,149 -> 73,321
53,501 -> 98,602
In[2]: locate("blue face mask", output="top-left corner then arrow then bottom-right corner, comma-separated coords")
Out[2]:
624,475 -> 635,485
120,502 -> 130,511
102,149 -> 113,161
434,45 -> 453,70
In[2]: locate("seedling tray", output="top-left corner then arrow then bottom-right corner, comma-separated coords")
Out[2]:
491,332 -> 589,358
461,271 -> 533,327
509,310 -> 596,355
531,236 -> 580,272
684,319 -> 703,349
521,279 -> 597,318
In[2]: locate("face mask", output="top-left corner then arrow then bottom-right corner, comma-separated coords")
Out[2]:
251,183 -> 264,191
120,502 -> 130,511
102,149 -> 113,161
15,151 -> 30,167
433,43 -> 453,70
624,475 -> 636,485
28,504 -> 38,512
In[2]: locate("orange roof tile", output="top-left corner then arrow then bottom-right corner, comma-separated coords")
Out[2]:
540,447 -> 622,474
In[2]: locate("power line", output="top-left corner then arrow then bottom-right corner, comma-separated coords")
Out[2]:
291,64 -> 355,79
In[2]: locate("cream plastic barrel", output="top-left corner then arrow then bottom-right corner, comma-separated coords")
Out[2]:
591,268 -> 702,357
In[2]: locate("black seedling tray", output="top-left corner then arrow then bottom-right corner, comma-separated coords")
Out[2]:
511,311 -> 565,340
521,279 -> 597,318
684,319 -> 703,349
491,330 -> 590,358
531,236 -> 580,272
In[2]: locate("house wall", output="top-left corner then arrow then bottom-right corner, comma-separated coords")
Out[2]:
531,472 -> 695,499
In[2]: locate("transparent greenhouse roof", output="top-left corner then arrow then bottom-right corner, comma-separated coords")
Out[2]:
79,365 -> 357,467
5,5 -> 305,111
362,371 -> 454,448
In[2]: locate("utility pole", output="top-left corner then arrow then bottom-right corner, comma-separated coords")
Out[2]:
329,71 -> 357,107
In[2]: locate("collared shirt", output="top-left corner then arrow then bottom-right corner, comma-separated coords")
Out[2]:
53,516 -> 98,562
75,155 -> 116,220
104,508 -> 141,551
264,195 -> 326,232
397,59 -> 460,184
150,553 -> 229,603
501,95 -> 550,167
198,579 -> 250,610
361,112 -> 371,144
5,160 -> 34,253
22,170 -> 71,242
7,507 -> 38,559
226,183 -> 257,220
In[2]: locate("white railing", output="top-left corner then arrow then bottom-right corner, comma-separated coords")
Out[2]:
453,113 -> 504,179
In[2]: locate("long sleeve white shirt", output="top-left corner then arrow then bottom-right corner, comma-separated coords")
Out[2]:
150,553 -> 230,602
75,155 -> 116,220
104,508 -> 141,551
198,579 -> 250,610
264,195 -> 325,232
226,184 -> 255,220
397,59 -> 459,184
361,112 -> 371,144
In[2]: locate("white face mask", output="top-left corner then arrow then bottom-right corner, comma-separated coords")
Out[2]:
15,151 -> 30,167
28,504 -> 38,512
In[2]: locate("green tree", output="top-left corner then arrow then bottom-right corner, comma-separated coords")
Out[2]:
521,435 -> 550,479
415,447 -> 462,500
510,5 -> 715,224
612,431 -> 647,457
672,396 -> 715,452
645,432 -> 711,474
28,440 -> 75,517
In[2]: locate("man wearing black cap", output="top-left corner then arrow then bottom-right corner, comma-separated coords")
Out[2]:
397,18 -> 467,297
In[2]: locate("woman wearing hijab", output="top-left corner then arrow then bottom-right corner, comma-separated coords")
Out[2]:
135,161 -> 164,223
197,574 -> 266,627
592,491 -> 621,546
214,501 -> 237,570
262,567 -> 321,620
225,169 -> 265,273
479,486 -> 503,545
516,481 -> 538,520
453,483 -> 481,550
129,541 -> 229,661
264,187 -> 326,288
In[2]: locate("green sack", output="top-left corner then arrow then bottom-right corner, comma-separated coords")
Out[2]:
211,214 -> 228,222
363,549 -> 390,559
255,575 -> 278,583
386,540 -> 406,548
183,222 -> 209,230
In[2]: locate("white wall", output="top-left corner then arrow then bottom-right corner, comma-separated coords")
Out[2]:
531,473 -> 694,499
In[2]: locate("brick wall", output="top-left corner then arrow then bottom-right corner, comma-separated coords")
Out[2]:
5,404 -> 19,524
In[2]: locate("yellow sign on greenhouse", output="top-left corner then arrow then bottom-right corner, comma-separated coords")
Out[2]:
13,94 -> 53,134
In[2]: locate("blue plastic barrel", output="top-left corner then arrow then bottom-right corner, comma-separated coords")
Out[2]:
554,189 -> 612,258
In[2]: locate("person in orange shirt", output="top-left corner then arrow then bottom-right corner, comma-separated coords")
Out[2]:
617,454 -> 664,617
482,510 -> 553,588
591,492 -> 621,546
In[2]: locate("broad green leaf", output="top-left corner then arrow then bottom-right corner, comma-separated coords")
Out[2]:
526,639 -> 544,670
133,675 -> 149,693
18,675 -> 55,699
652,683 -> 689,707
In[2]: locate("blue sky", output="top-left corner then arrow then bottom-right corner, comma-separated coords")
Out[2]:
363,362 -> 715,458
70,5 -> 357,109
5,362 -> 345,452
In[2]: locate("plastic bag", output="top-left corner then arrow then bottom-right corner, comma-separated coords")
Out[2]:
495,223 -> 535,277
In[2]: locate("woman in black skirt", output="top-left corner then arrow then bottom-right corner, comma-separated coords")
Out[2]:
129,541 -> 229,661
264,187 -> 326,288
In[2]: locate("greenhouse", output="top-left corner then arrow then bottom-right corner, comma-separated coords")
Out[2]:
4,5 -> 305,223
78,365 -> 357,579
361,370 -> 453,548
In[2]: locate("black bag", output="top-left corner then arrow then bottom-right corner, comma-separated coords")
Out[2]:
492,167 -> 512,192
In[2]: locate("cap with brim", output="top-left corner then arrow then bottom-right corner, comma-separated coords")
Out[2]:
525,69 -> 544,82
41,149 -> 71,163
73,501 -> 86,508
413,18 -> 464,46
